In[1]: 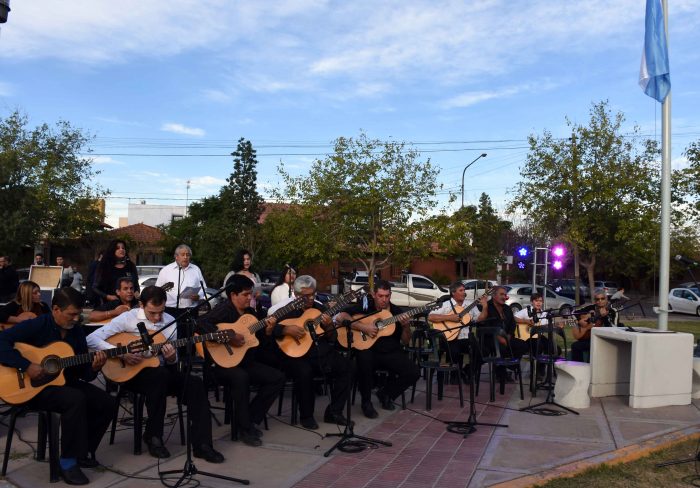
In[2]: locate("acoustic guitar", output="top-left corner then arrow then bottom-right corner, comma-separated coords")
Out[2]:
430,287 -> 495,341
336,301 -> 443,350
277,287 -> 368,358
101,328 -> 233,382
0,340 -> 142,404
205,296 -> 306,368
517,316 -> 578,341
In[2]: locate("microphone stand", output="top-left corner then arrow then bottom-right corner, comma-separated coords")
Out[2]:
519,309 -> 579,415
323,312 -> 392,457
140,286 -> 249,487
442,319 -> 509,437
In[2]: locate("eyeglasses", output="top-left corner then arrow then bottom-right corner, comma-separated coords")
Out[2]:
594,297 -> 606,301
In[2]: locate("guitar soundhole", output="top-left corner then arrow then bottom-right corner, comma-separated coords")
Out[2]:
42,356 -> 61,375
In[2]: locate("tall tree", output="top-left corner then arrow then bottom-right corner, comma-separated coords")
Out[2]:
0,110 -> 106,257
161,138 -> 264,284
508,101 -> 663,296
274,133 -> 443,288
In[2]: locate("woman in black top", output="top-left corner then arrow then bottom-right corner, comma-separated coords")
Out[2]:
0,280 -> 50,324
92,239 -> 139,304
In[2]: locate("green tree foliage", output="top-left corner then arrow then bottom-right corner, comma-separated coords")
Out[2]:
273,133 -> 442,288
0,110 -> 106,257
508,101 -> 665,293
160,138 -> 264,285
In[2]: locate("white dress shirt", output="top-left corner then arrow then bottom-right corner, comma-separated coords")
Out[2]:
429,298 -> 480,340
514,307 -> 550,327
86,307 -> 177,362
155,261 -> 207,308
270,284 -> 294,306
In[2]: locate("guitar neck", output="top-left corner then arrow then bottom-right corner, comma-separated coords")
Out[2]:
151,330 -> 225,353
313,290 -> 363,326
248,297 -> 305,334
381,303 -> 434,327
59,343 -> 130,370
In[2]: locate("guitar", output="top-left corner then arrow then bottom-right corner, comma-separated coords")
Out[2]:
571,303 -> 623,340
0,340 -> 145,404
430,287 -> 495,341
518,316 -> 578,341
336,301 -> 443,350
277,287 -> 369,358
205,296 -> 306,368
101,328 -> 234,382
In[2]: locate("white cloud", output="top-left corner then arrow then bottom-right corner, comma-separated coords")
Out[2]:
0,81 -> 13,97
161,123 -> 205,137
201,89 -> 233,103
442,81 -> 559,109
91,155 -> 125,165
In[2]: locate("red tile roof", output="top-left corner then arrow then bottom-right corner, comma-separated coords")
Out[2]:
108,222 -> 162,244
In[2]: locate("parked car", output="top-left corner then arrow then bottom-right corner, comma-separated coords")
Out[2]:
390,273 -> 448,308
461,279 -> 499,299
136,265 -> 164,276
593,280 -> 618,299
668,288 -> 700,316
259,270 -> 284,294
502,284 -> 575,314
549,278 -> 589,300
343,271 -> 380,292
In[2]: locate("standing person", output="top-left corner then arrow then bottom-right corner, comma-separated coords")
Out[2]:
197,274 -> 284,446
270,265 -> 296,306
265,275 -> 353,429
56,256 -> 74,288
86,253 -> 103,306
336,280 -> 420,418
87,277 -> 139,323
71,266 -> 84,294
92,240 -> 139,304
86,286 -> 224,463
0,281 -> 50,324
0,255 -> 19,302
0,287 -> 114,485
571,292 -> 617,362
475,285 -> 528,381
225,250 -> 261,311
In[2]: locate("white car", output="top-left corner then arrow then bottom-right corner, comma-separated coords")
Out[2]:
461,279 -> 499,300
668,288 -> 700,316
503,284 -> 575,314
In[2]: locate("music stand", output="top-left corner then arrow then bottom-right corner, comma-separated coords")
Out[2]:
323,314 -> 392,457
444,320 -> 509,437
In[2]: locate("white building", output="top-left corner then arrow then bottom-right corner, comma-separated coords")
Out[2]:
126,202 -> 186,228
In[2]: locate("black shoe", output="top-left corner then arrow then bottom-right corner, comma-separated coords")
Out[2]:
145,436 -> 171,459
252,425 -> 264,437
239,429 -> 262,447
193,444 -> 225,464
375,389 -> 395,411
60,465 -> 89,485
300,417 -> 319,430
77,455 -> 99,468
361,402 -> 379,419
324,409 -> 355,428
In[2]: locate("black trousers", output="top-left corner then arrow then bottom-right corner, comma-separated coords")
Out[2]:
124,365 -> 212,447
571,339 -> 590,362
28,382 -> 115,459
356,348 -> 420,404
213,360 -> 284,430
258,342 -> 352,420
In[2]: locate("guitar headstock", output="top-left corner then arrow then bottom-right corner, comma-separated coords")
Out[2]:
161,282 -> 174,293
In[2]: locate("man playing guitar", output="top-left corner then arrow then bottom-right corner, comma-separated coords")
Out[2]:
86,286 -> 225,463
336,280 -> 420,419
571,292 -> 617,362
87,277 -> 139,323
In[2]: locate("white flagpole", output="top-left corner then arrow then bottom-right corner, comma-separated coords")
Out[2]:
657,0 -> 671,331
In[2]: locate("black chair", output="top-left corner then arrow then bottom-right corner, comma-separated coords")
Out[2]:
419,330 -> 464,411
474,325 -> 524,402
2,406 -> 61,482
350,369 -> 407,410
108,383 -> 185,454
528,325 -> 567,395
276,374 -> 328,425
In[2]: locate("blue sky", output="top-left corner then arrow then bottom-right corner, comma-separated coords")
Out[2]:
1,0 -> 699,227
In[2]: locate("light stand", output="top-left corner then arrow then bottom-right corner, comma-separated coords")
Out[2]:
519,309 -> 579,415
323,316 -> 392,457
444,320 -> 509,437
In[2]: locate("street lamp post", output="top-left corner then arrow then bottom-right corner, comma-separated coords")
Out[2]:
461,153 -> 487,208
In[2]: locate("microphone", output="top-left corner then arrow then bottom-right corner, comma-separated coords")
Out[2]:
675,255 -> 699,267
136,321 -> 154,353
527,305 -> 534,318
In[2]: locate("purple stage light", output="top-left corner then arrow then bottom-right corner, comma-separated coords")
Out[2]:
552,260 -> 563,270
552,246 -> 565,257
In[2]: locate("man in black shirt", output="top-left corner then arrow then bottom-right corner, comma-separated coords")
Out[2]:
197,275 -> 284,446
0,287 -> 115,485
336,280 -> 420,419
0,255 -> 19,303
264,275 -> 352,430
86,277 -> 139,323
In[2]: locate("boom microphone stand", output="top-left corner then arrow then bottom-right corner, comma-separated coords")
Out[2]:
444,319 -> 509,437
142,286 -> 249,487
323,314 -> 392,457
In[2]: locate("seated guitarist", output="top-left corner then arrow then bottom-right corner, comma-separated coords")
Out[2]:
196,274 -> 285,447
86,286 -> 225,463
514,293 -> 562,376
571,292 -> 617,362
86,277 -> 139,323
264,275 -> 352,430
428,281 -> 480,381
0,287 -> 115,485
336,280 -> 420,419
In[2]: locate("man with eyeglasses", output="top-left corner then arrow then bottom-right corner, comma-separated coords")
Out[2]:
264,275 -> 352,430
571,292 -> 617,362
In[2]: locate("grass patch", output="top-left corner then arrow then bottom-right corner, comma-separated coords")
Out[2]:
535,438 -> 700,487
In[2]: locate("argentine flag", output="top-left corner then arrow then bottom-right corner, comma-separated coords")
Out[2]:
639,0 -> 670,103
